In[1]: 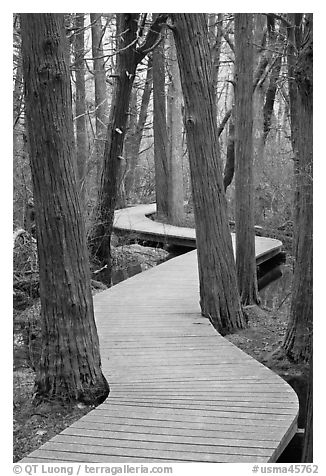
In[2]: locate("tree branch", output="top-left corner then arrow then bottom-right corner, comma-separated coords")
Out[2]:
136,14 -> 169,60
217,108 -> 232,136
221,29 -> 234,53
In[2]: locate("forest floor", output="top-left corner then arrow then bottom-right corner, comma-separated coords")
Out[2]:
13,213 -> 308,462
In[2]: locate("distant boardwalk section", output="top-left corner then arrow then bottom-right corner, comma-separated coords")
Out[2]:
21,206 -> 298,463
113,203 -> 283,264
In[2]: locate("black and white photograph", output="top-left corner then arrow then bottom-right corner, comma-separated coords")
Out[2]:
11,9 -> 315,471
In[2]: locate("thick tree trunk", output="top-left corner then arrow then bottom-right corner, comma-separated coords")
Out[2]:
234,14 -> 260,305
222,43 -> 273,192
172,14 -> 245,334
167,31 -> 184,225
21,13 -> 109,404
153,35 -> 169,218
282,15 -> 313,362
90,14 -> 139,281
74,13 -> 87,201
90,13 -> 108,182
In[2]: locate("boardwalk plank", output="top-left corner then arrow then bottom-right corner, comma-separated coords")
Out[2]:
34,440 -> 273,461
66,422 -> 283,441
60,427 -> 280,449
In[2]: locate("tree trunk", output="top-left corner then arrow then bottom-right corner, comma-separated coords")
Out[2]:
21,13 -> 109,404
90,13 -> 168,279
153,35 -> 169,218
74,13 -> 87,201
263,54 -> 282,144
302,355 -> 313,462
90,13 -> 108,182
208,13 -> 223,97
282,14 -> 313,363
223,115 -> 235,191
13,15 -> 24,153
172,13 -> 245,335
166,30 -> 184,225
234,14 -> 260,305
222,42 -> 273,192
121,86 -> 138,206
124,57 -> 153,201
90,14 -> 139,282
252,14 -> 268,168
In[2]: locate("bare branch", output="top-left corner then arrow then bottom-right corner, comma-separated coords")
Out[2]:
217,108 -> 232,137
221,29 -> 234,53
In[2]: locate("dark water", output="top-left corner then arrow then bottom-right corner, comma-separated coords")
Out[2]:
259,264 -> 307,462
259,262 -> 293,310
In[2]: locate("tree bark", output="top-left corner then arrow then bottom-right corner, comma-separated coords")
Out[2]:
223,116 -> 235,191
121,86 -> 138,206
252,14 -> 268,168
153,34 -> 169,218
21,13 -> 109,404
74,13 -> 87,201
91,13 -> 138,281
166,30 -> 184,225
234,14 -> 260,305
263,54 -> 282,144
172,13 -> 245,334
90,13 -> 169,280
124,57 -> 153,201
222,40 -> 274,192
90,13 -> 108,182
282,14 -> 313,363
208,13 -> 223,97
302,355 -> 313,462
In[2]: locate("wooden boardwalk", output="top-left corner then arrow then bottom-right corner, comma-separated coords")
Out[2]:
21,206 -> 298,463
114,203 -> 283,264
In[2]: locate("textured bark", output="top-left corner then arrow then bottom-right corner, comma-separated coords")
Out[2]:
282,14 -> 313,363
153,35 -> 169,217
252,14 -> 269,168
13,46 -> 23,128
124,57 -> 153,200
167,31 -> 184,225
74,13 -> 87,200
208,13 -> 223,96
263,55 -> 282,143
222,40 -> 275,191
90,14 -> 108,181
172,13 -> 245,334
91,13 -> 138,280
223,116 -> 235,191
121,87 -> 138,206
13,14 -> 24,158
21,13 -> 109,404
91,13 -> 169,277
234,14 -> 260,305
302,355 -> 313,462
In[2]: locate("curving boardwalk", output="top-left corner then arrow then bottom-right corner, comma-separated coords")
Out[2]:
21,205 -> 298,463
113,203 -> 283,264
